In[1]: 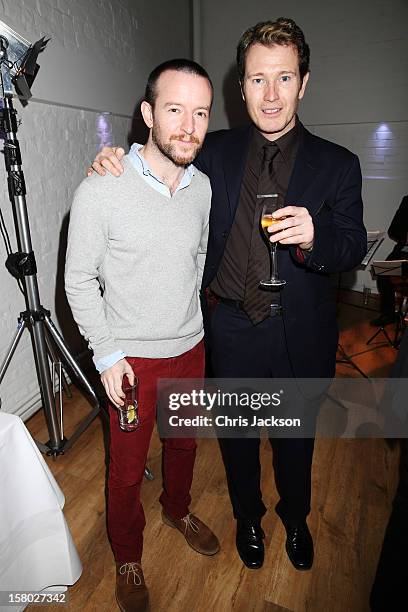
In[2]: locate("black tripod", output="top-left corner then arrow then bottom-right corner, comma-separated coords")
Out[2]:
366,322 -> 395,349
0,37 -> 100,456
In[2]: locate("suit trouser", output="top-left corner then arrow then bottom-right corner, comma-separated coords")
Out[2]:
210,301 -> 315,524
107,341 -> 204,563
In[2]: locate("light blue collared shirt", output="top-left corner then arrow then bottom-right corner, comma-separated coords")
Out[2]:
127,143 -> 195,197
95,143 -> 195,373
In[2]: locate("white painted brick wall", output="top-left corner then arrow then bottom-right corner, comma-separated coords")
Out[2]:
1,0 -> 139,70
2,0 -> 192,116
0,0 -> 192,418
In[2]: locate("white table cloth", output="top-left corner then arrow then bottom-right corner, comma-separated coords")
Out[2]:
0,411 -> 82,608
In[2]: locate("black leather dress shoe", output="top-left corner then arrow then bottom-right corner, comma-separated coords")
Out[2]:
236,520 -> 265,569
284,521 -> 314,570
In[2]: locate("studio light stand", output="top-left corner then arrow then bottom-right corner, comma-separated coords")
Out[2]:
0,21 -> 100,457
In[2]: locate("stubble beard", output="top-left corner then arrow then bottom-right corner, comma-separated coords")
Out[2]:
152,128 -> 202,167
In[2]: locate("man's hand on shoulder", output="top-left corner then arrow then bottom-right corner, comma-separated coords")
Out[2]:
100,358 -> 134,407
86,146 -> 125,178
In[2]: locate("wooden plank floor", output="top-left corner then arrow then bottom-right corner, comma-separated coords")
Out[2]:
24,292 -> 401,612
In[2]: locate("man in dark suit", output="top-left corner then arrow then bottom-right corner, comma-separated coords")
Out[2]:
89,17 -> 366,572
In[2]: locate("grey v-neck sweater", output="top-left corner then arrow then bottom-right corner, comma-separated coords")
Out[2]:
65,156 -> 211,364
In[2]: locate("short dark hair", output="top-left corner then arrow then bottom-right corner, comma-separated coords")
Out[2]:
236,18 -> 310,83
144,58 -> 213,107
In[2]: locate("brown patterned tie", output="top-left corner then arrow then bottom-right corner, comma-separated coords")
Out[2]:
243,142 -> 279,324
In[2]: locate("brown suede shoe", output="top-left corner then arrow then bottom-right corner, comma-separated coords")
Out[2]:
115,562 -> 149,612
162,510 -> 220,555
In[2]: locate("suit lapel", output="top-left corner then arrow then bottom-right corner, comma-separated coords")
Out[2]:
220,124 -> 323,219
286,125 -> 322,215
222,127 -> 252,217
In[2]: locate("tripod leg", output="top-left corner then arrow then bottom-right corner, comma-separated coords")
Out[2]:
366,327 -> 383,345
337,343 -> 368,378
30,311 -> 64,451
43,315 -> 100,452
0,319 -> 26,384
51,360 -> 64,439
44,315 -> 99,407
367,326 -> 394,348
44,330 -> 72,399
382,327 -> 394,348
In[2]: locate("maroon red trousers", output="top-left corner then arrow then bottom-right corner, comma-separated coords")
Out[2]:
107,340 -> 204,563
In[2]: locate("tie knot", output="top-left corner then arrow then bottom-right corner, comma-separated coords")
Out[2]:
262,143 -> 279,164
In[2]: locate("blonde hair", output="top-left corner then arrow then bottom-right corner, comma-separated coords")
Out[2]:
236,18 -> 310,82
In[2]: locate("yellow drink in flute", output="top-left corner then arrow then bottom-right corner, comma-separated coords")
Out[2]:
259,197 -> 287,286
261,214 -> 286,238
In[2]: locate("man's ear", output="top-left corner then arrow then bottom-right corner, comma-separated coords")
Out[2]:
140,100 -> 153,128
298,72 -> 310,101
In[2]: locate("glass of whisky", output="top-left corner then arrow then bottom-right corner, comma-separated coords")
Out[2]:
117,377 -> 139,432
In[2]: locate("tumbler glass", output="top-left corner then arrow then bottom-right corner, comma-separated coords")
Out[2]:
117,377 -> 139,432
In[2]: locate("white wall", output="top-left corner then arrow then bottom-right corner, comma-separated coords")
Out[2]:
200,0 -> 408,291
2,0 -> 192,116
0,0 -> 192,417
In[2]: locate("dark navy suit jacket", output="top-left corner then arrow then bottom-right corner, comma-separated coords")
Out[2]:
195,123 -> 367,378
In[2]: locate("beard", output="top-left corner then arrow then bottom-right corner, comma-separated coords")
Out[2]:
152,128 -> 202,167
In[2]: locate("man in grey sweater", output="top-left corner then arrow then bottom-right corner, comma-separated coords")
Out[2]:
65,59 -> 219,612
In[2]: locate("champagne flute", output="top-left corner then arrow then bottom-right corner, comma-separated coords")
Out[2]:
259,194 -> 286,287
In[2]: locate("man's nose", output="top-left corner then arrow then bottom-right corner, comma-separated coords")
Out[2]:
181,114 -> 195,134
263,81 -> 278,102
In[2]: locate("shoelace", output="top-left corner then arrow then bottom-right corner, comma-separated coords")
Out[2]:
181,513 -> 200,534
119,562 -> 142,585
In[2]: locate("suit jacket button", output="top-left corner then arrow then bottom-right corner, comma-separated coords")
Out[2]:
222,231 -> 227,238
